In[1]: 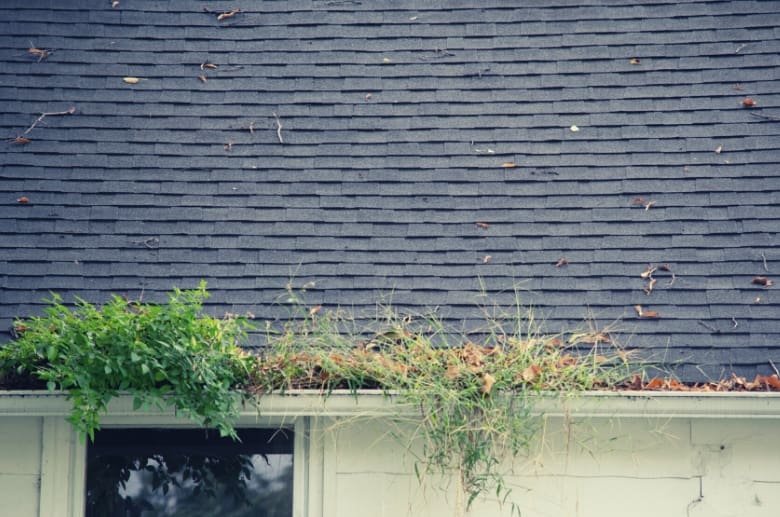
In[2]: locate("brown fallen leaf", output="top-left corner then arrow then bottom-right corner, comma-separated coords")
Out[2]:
482,255 -> 492,264
558,354 -> 578,367
198,75 -> 208,83
631,196 -> 645,205
17,196 -> 29,204
741,97 -> 757,107
643,200 -> 656,211
580,333 -> 611,345
200,62 -> 218,70
223,142 -> 233,151
28,47 -> 51,61
475,221 -> 489,229
640,265 -> 657,279
520,365 -> 541,383
216,8 -> 240,21
752,276 -> 774,287
480,373 -> 497,394
756,374 -> 780,390
501,162 -> 517,168
555,257 -> 569,267
714,145 -> 723,154
629,58 -> 641,65
634,305 -> 660,318
644,277 -> 657,295
309,305 -> 322,317
9,136 -> 31,145
627,374 -> 643,390
645,377 -> 664,389
364,93 -> 373,101
444,364 -> 462,381
122,77 -> 141,84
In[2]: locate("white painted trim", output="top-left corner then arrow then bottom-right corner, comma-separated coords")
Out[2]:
3,390 -> 780,420
293,417 -> 310,517
38,417 -> 85,517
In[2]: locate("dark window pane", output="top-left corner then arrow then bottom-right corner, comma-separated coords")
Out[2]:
86,428 -> 293,517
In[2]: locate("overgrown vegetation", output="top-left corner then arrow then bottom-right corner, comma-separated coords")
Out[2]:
0,281 -> 251,440
0,282 -> 635,511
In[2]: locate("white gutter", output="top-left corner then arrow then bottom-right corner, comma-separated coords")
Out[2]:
2,390 -> 780,420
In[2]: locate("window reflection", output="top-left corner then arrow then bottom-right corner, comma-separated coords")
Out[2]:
86,428 -> 293,517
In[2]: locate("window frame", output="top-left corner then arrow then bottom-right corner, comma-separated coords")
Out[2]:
39,408 -> 313,517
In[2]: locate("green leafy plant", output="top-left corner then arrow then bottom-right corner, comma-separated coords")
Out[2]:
0,281 -> 252,440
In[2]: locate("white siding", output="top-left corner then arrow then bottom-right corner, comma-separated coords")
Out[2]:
0,417 -> 42,517
325,416 -> 780,517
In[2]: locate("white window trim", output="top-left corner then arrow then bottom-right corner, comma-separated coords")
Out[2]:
3,390 -> 780,517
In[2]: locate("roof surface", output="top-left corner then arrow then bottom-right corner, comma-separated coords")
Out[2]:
1,0 -> 778,381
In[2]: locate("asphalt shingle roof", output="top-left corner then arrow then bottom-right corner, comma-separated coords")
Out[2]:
1,0 -> 779,381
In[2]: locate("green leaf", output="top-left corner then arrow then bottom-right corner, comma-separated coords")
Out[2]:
141,364 -> 150,375
46,381 -> 56,392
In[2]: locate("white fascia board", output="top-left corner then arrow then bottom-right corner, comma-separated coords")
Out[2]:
1,390 -> 780,421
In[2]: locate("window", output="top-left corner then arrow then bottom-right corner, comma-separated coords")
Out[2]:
85,428 -> 294,517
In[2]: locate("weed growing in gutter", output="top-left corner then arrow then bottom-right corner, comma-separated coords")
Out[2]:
251,289 -> 634,511
0,283 -> 635,511
0,281 -> 252,441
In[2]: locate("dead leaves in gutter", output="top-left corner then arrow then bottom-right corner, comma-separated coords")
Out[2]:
626,373 -> 780,392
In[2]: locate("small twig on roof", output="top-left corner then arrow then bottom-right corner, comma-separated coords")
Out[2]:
272,112 -> 284,144
731,317 -> 738,329
761,251 -> 769,272
130,237 -> 160,249
418,48 -> 456,61
770,359 -> 780,378
698,320 -> 719,333
749,112 -> 780,122
22,107 -> 76,136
